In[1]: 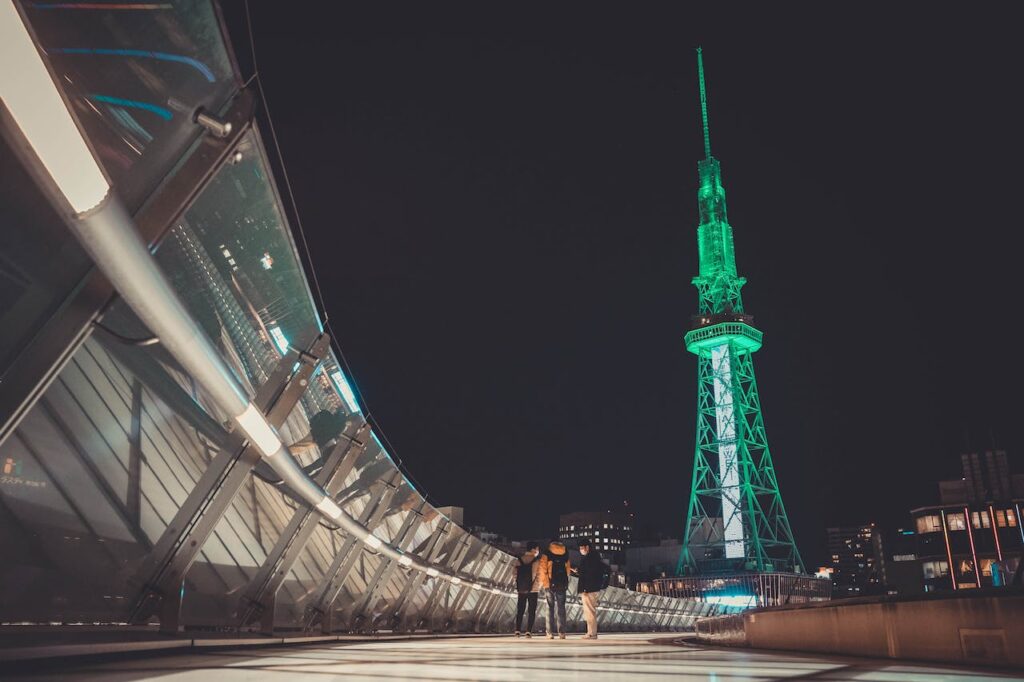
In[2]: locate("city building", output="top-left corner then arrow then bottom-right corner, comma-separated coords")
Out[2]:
558,509 -> 634,565
626,539 -> 683,583
878,527 -> 925,596
910,450 -> 1024,591
825,524 -> 884,598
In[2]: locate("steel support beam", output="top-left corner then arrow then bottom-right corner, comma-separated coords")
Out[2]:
235,418 -> 370,633
476,561 -> 513,632
0,89 -> 256,448
348,500 -> 428,632
414,531 -> 472,631
387,519 -> 450,632
442,543 -> 492,631
127,333 -> 329,632
304,470 -> 404,633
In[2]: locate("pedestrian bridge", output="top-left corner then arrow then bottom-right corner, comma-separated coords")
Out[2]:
0,0 -> 717,645
0,2 -> 1019,678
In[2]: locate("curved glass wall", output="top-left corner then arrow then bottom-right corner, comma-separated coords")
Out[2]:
0,0 -> 723,636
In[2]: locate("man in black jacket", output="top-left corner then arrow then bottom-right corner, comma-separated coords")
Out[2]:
575,538 -> 607,639
513,542 -> 541,636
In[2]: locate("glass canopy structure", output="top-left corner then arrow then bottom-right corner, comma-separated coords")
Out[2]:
0,1 -> 721,635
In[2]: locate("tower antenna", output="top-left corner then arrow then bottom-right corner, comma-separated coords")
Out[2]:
697,47 -> 711,159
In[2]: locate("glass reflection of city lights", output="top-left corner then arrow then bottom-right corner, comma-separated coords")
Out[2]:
269,326 -> 289,355
329,369 -> 361,414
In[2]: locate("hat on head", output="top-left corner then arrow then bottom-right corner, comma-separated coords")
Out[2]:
578,537 -> 592,548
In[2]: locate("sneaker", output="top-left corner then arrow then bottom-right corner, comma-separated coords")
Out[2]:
524,632 -> 532,639
559,633 -> 566,640
546,633 -> 554,640
514,631 -> 521,637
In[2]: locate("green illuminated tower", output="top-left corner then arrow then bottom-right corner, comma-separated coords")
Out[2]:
678,49 -> 805,576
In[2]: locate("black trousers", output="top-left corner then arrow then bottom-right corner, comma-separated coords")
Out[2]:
515,592 -> 538,631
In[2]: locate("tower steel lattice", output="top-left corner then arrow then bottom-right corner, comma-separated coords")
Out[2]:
678,49 -> 805,576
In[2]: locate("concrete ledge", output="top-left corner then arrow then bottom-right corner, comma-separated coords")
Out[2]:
695,589 -> 1024,669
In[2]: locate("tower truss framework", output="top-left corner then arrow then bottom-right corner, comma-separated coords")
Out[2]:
678,49 -> 804,576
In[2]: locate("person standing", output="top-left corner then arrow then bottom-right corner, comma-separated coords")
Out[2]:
538,540 -> 571,639
575,538 -> 608,640
513,542 -> 541,636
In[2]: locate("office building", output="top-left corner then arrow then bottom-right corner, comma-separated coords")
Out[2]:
558,509 -> 634,565
825,524 -> 884,598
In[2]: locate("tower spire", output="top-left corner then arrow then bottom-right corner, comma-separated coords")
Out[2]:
679,49 -> 806,583
697,47 -> 711,160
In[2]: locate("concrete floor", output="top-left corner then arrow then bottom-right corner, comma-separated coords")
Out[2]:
6,633 -> 1021,681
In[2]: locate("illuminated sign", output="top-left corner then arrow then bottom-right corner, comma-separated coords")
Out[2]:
0,457 -> 47,489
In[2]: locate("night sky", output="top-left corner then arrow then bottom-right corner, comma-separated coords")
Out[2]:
223,3 -> 1023,568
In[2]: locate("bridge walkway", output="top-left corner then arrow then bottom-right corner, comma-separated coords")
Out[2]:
7,633 -> 1017,681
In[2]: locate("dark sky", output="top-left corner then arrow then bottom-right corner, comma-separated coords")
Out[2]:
223,3 -> 1023,568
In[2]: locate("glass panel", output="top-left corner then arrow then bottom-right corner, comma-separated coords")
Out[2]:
154,130 -> 330,396
19,0 -> 236,211
0,133 -> 94,387
0,325 -> 232,622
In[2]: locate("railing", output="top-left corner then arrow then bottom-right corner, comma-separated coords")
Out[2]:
649,572 -> 832,608
684,322 -> 763,351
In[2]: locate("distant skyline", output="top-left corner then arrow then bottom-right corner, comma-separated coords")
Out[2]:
224,2 -> 1023,568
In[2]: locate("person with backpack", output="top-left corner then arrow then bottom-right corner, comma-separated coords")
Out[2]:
513,542 -> 541,636
575,537 -> 608,639
538,540 -> 572,639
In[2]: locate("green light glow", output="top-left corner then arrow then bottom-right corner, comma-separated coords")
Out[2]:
679,50 -> 804,576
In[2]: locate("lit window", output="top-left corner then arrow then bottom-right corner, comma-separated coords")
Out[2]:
1008,509 -> 1018,527
971,512 -> 982,529
921,560 -> 949,579
916,515 -> 942,534
995,510 -> 1007,528
981,558 -> 995,576
947,512 -> 967,531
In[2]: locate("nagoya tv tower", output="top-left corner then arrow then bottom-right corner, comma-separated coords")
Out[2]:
678,49 -> 805,576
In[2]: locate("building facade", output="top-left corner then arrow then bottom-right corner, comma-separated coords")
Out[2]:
558,510 -> 633,565
910,451 -> 1023,591
825,523 -> 884,598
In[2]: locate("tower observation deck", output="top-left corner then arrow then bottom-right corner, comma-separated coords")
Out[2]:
677,49 -> 805,580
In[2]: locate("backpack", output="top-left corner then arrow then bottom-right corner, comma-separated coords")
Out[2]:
548,553 -> 569,591
516,560 -> 534,593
